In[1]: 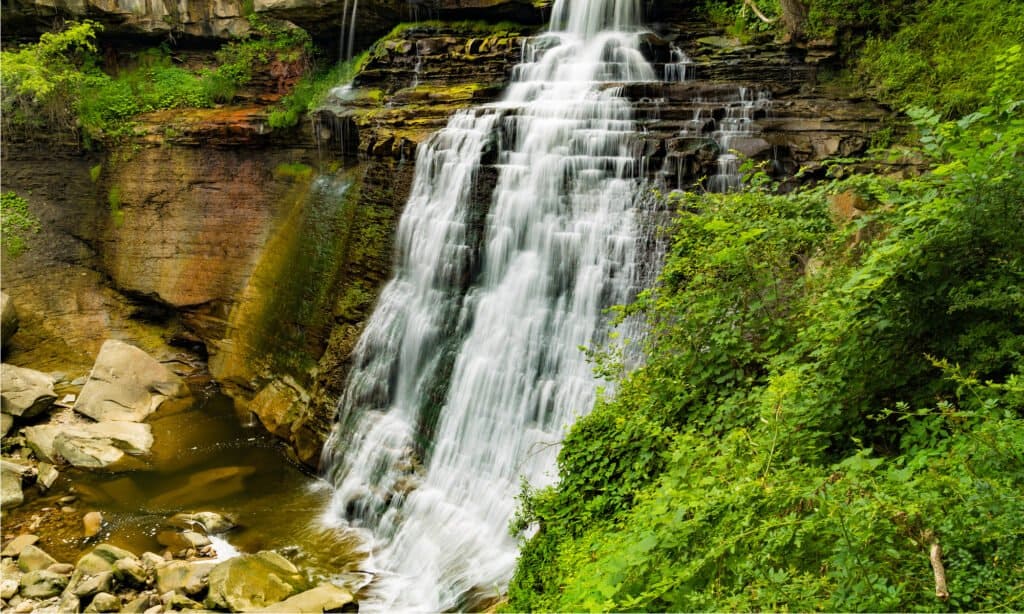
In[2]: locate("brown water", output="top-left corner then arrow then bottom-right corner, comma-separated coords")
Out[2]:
5,388 -> 368,587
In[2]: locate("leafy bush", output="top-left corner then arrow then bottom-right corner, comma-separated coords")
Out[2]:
507,48 -> 1024,611
1,192 -> 41,258
856,0 -> 1024,117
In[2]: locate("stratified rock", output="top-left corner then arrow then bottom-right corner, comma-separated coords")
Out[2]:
167,511 -> 236,535
74,340 -> 190,423
17,544 -> 57,572
84,591 -> 120,613
255,582 -> 355,613
1,534 -> 39,557
1,291 -> 18,350
24,421 -> 153,465
1,467 -> 24,508
206,551 -> 306,611
1,364 -> 56,418
19,569 -> 68,599
154,560 -> 216,596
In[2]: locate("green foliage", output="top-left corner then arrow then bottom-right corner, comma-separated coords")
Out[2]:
856,0 -> 1024,117
508,53 -> 1024,612
268,51 -> 368,129
1,192 -> 41,258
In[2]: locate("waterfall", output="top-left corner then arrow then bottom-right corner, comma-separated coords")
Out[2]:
321,0 -> 656,609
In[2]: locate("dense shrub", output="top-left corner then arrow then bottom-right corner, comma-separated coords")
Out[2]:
507,45 -> 1024,612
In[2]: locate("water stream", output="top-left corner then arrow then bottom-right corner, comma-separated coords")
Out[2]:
321,0 -> 660,609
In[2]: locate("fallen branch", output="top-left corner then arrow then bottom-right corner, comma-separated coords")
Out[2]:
744,0 -> 778,23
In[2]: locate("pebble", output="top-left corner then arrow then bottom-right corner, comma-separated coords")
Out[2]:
58,495 -> 77,505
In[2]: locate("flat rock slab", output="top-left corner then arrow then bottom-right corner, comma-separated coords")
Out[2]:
1,364 -> 57,418
255,583 -> 355,613
74,340 -> 190,423
24,422 -> 153,468
1,468 -> 24,508
1,534 -> 39,557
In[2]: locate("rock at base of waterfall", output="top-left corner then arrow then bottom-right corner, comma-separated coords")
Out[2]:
154,559 -> 217,596
1,292 -> 19,350
18,570 -> 69,599
157,529 -> 211,554
205,551 -> 306,611
113,556 -> 149,588
167,511 -> 236,535
84,591 -> 121,613
66,569 -> 114,599
83,512 -> 105,538
2,413 -> 13,437
24,421 -> 153,467
37,462 -> 59,490
17,544 -> 58,572
74,340 -> 191,423
1,467 -> 25,508
2,534 -> 39,557
1,364 -> 57,419
255,582 -> 355,613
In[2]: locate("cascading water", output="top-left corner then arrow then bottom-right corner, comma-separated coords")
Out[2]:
321,0 -> 657,609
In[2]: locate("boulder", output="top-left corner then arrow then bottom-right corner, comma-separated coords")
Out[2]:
1,467 -> 24,508
154,560 -> 216,595
84,591 -> 120,613
1,291 -> 18,349
19,570 -> 69,599
1,364 -> 57,418
37,462 -> 59,490
17,544 -> 58,572
83,511 -> 104,538
66,569 -> 113,598
167,511 -> 236,535
255,582 -> 355,613
75,543 -> 135,575
157,530 -> 211,553
74,340 -> 190,423
24,421 -> 153,465
206,551 -> 306,611
2,413 -> 13,437
113,555 -> 149,587
2,534 -> 39,557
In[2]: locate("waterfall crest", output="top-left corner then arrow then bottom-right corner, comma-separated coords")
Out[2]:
321,1 -> 657,609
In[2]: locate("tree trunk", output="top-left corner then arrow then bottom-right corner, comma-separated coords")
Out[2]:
779,0 -> 808,40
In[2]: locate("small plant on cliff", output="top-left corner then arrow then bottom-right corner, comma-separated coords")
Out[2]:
1,192 -> 41,258
268,50 -> 369,129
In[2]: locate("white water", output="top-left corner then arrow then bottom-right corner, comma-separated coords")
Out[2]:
321,0 -> 657,609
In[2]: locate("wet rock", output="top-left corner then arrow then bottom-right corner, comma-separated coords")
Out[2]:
167,511 -> 236,535
1,291 -> 18,347
17,544 -> 57,572
66,569 -> 113,598
1,467 -> 24,508
83,591 -> 120,612
19,569 -> 68,599
1,364 -> 57,418
206,551 -> 306,611
37,462 -> 59,490
24,421 -> 153,466
74,340 -> 191,423
154,560 -> 216,596
157,530 -> 211,553
255,582 -> 355,613
113,557 -> 149,588
1,534 -> 39,557
75,543 -> 134,576
83,511 -> 104,538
